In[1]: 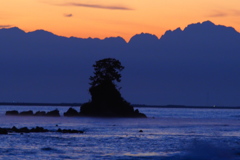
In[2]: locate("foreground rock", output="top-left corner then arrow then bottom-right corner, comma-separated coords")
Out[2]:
80,58 -> 147,118
0,126 -> 84,134
64,108 -> 79,117
80,81 -> 147,118
5,109 -> 60,117
34,111 -> 46,116
57,128 -> 84,133
19,110 -> 34,116
5,110 -> 19,116
46,109 -> 60,117
0,128 -> 8,134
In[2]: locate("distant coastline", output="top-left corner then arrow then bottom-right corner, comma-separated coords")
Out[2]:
134,104 -> 240,109
0,102 -> 240,109
0,102 -> 82,107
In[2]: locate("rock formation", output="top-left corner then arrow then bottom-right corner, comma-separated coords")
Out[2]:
80,58 -> 146,118
64,108 -> 79,117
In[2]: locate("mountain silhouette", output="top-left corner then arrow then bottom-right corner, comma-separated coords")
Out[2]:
129,33 -> 159,46
0,21 -> 240,106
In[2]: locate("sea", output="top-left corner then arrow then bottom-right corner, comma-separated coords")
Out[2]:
0,106 -> 240,160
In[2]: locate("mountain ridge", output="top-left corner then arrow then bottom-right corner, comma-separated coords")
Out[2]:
0,21 -> 240,106
2,20 -> 240,43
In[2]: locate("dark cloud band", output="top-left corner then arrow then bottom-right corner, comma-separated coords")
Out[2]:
62,3 -> 133,10
208,9 -> 240,18
0,25 -> 12,28
208,11 -> 228,17
64,13 -> 73,17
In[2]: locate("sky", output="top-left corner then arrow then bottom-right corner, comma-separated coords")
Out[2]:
1,0 -> 240,41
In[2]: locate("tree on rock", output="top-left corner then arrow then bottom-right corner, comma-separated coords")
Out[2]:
89,58 -> 124,87
80,58 -> 146,117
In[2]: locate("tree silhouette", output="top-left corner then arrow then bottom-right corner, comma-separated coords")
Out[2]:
80,58 -> 146,117
89,58 -> 124,87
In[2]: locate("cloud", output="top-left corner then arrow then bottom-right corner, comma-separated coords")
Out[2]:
208,11 -> 228,17
58,2 -> 133,10
232,9 -> 240,16
207,9 -> 240,18
0,25 -> 12,28
64,13 -> 73,17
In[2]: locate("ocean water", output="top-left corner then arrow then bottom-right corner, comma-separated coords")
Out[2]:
0,106 -> 240,160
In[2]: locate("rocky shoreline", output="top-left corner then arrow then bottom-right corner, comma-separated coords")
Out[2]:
0,126 -> 84,135
6,109 -> 61,117
5,107 -> 147,118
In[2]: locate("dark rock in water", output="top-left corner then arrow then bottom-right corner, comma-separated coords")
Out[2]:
57,128 -> 84,133
80,58 -> 146,118
0,126 -> 84,134
134,109 -> 146,118
64,107 -> 79,117
139,130 -> 143,132
11,126 -> 18,132
34,111 -> 46,116
5,110 -> 19,116
80,81 -> 147,118
46,109 -> 60,117
0,128 -> 8,134
10,126 -> 48,133
41,147 -> 54,151
18,127 -> 30,133
19,110 -> 33,116
30,126 -> 48,132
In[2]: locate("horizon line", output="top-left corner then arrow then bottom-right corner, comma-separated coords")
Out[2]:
1,20 -> 239,42
0,102 -> 240,108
